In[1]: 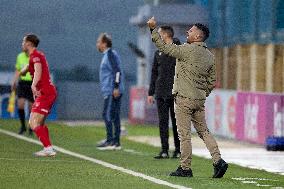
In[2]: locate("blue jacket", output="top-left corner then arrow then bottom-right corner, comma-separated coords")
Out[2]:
99,49 -> 125,97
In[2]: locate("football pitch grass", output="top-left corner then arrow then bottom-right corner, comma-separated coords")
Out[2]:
0,119 -> 283,189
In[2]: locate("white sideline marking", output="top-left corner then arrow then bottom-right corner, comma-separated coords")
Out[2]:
0,129 -> 191,189
231,177 -> 279,188
123,148 -> 152,156
232,177 -> 278,182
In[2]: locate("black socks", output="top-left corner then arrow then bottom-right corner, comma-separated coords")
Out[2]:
18,109 -> 26,130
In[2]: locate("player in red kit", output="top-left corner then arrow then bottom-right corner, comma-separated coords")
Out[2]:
20,34 -> 57,157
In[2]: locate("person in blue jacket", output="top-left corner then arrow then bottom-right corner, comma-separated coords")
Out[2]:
96,33 -> 124,150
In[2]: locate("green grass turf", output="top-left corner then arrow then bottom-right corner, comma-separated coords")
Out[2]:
0,119 -> 284,189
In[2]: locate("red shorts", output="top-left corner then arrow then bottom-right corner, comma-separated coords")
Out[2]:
31,86 -> 57,116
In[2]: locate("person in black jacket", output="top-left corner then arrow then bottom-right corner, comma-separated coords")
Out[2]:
148,26 -> 181,159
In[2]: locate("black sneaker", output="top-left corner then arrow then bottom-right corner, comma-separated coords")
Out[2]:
212,159 -> 228,178
169,166 -> 193,177
96,141 -> 114,150
18,127 -> 26,135
114,143 -> 122,150
154,151 -> 169,159
97,139 -> 107,146
172,150 -> 181,159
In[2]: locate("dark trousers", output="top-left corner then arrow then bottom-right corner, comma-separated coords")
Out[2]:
102,95 -> 122,145
156,98 -> 180,153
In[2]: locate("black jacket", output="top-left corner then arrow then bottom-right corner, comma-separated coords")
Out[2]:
148,38 -> 181,98
148,50 -> 176,99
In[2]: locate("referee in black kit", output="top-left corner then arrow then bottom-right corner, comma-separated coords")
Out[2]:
11,50 -> 34,135
147,26 -> 181,159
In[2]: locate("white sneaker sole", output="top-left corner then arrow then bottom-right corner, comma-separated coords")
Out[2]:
114,146 -> 122,150
34,152 -> 57,157
97,146 -> 115,151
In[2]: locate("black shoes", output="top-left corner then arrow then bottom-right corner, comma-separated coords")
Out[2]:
18,127 -> 33,136
96,141 -> 122,150
169,158 -> 228,178
170,166 -> 193,177
154,151 -> 169,159
113,143 -> 122,150
96,141 -> 115,150
18,127 -> 26,135
212,159 -> 228,178
172,150 -> 181,159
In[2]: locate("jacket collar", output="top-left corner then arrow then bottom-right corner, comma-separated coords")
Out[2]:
103,48 -> 110,54
190,42 -> 207,48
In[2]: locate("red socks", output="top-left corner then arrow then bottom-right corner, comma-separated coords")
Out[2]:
33,125 -> 52,148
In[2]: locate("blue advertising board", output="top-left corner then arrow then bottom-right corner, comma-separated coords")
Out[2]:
0,85 -> 57,120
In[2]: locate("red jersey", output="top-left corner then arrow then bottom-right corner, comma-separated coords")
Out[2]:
29,49 -> 54,92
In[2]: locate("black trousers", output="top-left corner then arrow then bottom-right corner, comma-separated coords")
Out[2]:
156,98 -> 180,153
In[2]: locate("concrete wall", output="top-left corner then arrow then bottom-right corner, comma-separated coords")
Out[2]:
56,81 -> 134,120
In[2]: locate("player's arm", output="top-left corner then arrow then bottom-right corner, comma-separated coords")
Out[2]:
11,70 -> 20,91
19,64 -> 29,76
31,63 -> 42,98
11,55 -> 22,91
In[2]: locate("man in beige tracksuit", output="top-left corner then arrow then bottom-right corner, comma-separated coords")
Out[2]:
147,17 -> 228,178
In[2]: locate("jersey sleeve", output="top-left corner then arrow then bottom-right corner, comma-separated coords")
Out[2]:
31,56 -> 41,64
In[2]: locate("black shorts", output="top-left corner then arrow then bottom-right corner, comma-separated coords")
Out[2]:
17,80 -> 34,103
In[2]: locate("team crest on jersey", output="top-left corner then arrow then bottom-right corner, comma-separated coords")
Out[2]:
33,57 -> 40,62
